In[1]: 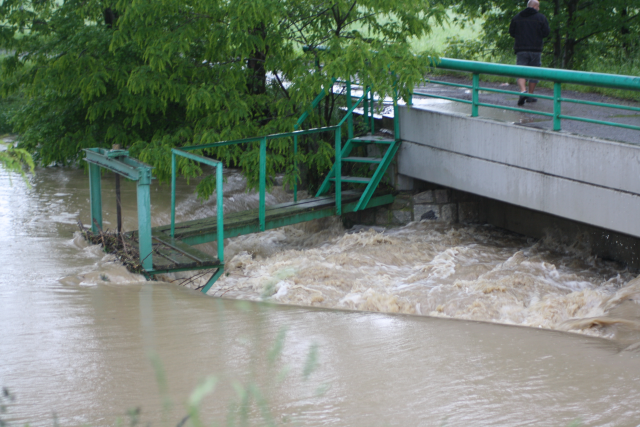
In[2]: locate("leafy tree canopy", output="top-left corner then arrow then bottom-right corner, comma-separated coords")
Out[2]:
0,0 -> 445,192
449,0 -> 639,69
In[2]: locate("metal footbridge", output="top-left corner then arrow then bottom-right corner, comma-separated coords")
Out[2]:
84,82 -> 400,293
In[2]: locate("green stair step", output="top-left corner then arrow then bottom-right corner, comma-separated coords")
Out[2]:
330,176 -> 372,184
342,156 -> 383,164
151,232 -> 220,272
351,136 -> 394,144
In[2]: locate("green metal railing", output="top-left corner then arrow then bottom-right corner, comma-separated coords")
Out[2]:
291,80 -> 383,201
171,148 -> 225,265
171,86 -> 371,232
418,57 -> 640,132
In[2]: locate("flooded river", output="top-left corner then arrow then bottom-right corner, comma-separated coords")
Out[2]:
2,166 -> 640,426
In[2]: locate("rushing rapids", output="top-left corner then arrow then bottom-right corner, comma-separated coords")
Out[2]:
124,169 -> 640,344
40,162 -> 640,344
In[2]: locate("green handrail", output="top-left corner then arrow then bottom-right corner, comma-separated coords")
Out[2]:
421,57 -> 640,132
292,79 -> 336,201
84,148 -> 154,271
303,46 -> 640,133
170,86 -> 368,248
171,148 -> 224,266
432,57 -> 640,90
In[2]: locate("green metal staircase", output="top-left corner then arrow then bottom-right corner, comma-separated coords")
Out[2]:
316,134 -> 400,212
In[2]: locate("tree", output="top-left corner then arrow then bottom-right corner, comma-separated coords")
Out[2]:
449,0 -> 640,69
0,0 -> 445,194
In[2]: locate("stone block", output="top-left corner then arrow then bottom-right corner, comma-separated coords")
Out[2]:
434,189 -> 450,203
458,202 -> 480,223
392,209 -> 413,225
342,209 -> 377,228
391,195 -> 412,210
413,190 -> 434,204
376,208 -> 391,225
414,204 -> 440,221
441,203 -> 458,223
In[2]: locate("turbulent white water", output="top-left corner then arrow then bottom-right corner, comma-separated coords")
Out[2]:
52,165 -> 640,343
4,166 -> 640,426
134,170 -> 640,343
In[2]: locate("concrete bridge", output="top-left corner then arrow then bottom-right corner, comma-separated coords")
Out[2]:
384,62 -> 640,265
398,103 -> 640,237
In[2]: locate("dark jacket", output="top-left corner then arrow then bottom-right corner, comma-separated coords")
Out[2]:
509,8 -> 550,53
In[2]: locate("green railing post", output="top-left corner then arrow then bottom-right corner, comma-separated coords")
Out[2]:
88,163 -> 103,233
347,80 -> 353,140
393,77 -> 400,140
170,152 -> 176,238
335,126 -> 342,215
553,82 -> 562,131
363,86 -> 369,129
259,137 -> 266,231
216,163 -> 224,263
293,134 -> 298,203
136,171 -> 153,271
471,73 -> 479,117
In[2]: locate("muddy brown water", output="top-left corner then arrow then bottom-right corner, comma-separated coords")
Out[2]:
2,166 -> 640,426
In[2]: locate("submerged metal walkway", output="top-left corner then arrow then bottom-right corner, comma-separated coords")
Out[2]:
119,190 -> 393,276
83,58 -> 640,293
84,81 -> 400,293
155,190 -> 393,246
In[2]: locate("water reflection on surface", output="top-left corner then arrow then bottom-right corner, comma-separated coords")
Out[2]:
2,167 -> 640,426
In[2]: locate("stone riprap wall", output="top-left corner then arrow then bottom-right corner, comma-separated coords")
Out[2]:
344,187 -> 482,228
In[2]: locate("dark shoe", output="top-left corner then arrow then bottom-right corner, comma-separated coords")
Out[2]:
517,92 -> 527,106
525,97 -> 538,103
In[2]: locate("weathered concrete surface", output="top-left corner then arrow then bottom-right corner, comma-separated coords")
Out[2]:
398,105 -> 640,239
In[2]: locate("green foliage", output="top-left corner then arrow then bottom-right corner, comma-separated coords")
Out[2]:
0,146 -> 35,185
447,0 -> 640,70
444,36 -> 493,61
0,91 -> 23,134
1,0 -> 445,198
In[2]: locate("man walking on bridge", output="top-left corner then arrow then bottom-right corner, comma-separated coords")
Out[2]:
509,0 -> 550,106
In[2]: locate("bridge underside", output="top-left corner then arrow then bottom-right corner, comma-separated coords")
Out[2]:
129,191 -> 394,275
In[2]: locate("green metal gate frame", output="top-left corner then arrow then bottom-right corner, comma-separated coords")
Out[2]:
84,147 -> 155,271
